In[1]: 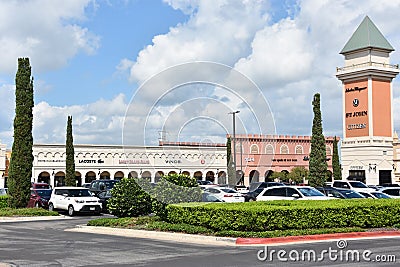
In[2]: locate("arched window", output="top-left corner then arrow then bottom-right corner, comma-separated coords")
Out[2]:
280,145 -> 289,154
295,145 -> 303,154
265,144 -> 274,154
250,144 -> 259,154
326,145 -> 332,156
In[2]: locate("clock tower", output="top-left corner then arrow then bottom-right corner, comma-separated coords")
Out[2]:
336,16 -> 399,185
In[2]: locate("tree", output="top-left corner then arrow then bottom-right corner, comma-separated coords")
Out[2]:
108,178 -> 152,217
332,136 -> 342,180
8,58 -> 34,208
269,171 -> 288,183
65,115 -> 76,186
226,137 -> 235,184
308,93 -> 328,187
149,173 -> 202,219
288,166 -> 308,184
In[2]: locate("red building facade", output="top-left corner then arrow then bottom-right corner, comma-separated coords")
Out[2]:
230,134 -> 337,185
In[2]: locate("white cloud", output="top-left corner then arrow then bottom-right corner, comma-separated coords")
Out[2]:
33,94 -> 127,145
122,0 -> 400,144
0,0 -> 99,74
129,0 -> 269,84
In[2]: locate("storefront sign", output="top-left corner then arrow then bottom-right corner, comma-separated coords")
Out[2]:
119,159 -> 150,164
38,159 -> 65,163
345,86 -> 367,93
347,123 -> 367,130
272,159 -> 298,162
245,157 -> 255,162
165,160 -> 182,164
346,111 -> 367,118
78,159 -> 104,164
350,166 -> 363,170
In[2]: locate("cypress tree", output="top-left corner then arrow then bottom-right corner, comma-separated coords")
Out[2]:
226,137 -> 235,184
65,115 -> 76,186
308,93 -> 328,187
332,136 -> 342,180
8,58 -> 34,208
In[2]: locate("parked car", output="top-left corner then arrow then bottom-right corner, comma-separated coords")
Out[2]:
48,187 -> 102,216
378,187 -> 400,198
89,179 -> 120,196
359,191 -> 392,199
203,187 -> 245,202
242,187 -> 265,202
248,182 -> 285,192
82,183 -> 91,188
332,180 -> 375,193
27,189 -> 53,208
316,187 -> 365,199
367,185 -> 383,190
31,183 -> 51,189
0,188 -> 7,196
380,183 -> 400,187
201,192 -> 225,202
256,186 -> 331,201
97,190 -> 113,213
234,185 -> 249,193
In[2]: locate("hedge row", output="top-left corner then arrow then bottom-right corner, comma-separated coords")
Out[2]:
166,199 -> 400,231
0,195 -> 8,209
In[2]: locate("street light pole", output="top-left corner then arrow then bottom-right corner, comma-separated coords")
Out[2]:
229,110 -> 240,184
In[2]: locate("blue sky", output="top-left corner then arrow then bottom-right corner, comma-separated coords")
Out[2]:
1,0 -> 400,149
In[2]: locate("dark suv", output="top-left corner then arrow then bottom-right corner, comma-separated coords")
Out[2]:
89,179 -> 120,196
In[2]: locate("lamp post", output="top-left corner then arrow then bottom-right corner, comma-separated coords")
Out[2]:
229,110 -> 240,184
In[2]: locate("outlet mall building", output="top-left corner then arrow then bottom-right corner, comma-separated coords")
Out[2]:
1,16 -> 400,187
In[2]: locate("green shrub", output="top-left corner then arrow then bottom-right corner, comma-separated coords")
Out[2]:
0,195 -> 8,209
0,208 -> 58,216
166,199 -> 400,231
108,178 -> 152,218
149,174 -> 202,218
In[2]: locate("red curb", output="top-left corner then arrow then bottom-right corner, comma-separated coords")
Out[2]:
236,231 -> 400,245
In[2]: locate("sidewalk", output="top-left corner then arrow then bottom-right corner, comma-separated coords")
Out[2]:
68,225 -> 400,247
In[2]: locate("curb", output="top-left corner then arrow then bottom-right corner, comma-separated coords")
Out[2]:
66,225 -> 237,246
236,231 -> 400,246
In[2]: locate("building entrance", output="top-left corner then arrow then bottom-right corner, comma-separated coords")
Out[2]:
348,170 -> 366,183
379,170 -> 392,185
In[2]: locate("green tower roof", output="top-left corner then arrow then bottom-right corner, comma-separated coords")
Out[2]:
340,16 -> 394,54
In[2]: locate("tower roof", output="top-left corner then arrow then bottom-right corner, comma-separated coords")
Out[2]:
340,16 -> 394,54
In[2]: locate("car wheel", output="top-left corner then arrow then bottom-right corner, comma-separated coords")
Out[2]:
35,202 -> 40,208
48,203 -> 54,212
68,205 -> 75,217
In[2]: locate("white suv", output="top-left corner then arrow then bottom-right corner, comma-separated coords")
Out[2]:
332,181 -> 375,193
48,187 -> 102,216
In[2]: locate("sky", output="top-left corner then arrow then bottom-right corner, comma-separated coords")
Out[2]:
1,0 -> 400,149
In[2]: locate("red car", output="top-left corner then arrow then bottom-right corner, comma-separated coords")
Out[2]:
31,183 -> 51,189
27,189 -> 52,209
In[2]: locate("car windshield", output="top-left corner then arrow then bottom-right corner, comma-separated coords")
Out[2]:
298,188 -> 325,197
36,189 -> 52,197
104,181 -> 118,189
372,192 -> 391,199
220,188 -> 237,193
349,182 -> 368,188
67,189 -> 92,197
339,190 -> 364,198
